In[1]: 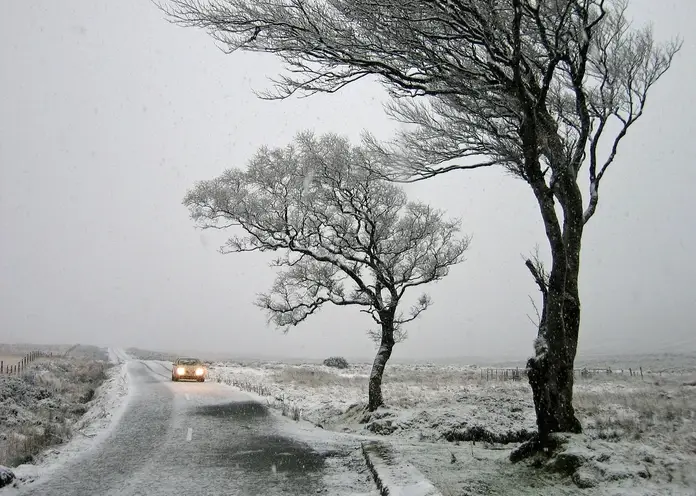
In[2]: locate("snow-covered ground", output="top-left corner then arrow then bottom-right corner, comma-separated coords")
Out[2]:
0,348 -> 131,489
206,360 -> 696,495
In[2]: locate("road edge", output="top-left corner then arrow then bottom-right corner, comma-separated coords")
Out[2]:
361,441 -> 443,496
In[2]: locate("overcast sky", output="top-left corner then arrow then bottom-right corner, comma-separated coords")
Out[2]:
1,0 -> 694,361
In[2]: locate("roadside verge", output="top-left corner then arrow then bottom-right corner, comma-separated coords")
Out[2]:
362,441 -> 443,496
2,349 -> 132,491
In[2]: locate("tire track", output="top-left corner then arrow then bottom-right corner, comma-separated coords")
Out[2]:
140,360 -> 171,381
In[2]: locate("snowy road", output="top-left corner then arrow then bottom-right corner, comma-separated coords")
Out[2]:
14,358 -> 374,496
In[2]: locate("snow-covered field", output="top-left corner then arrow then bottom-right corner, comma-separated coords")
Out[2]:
206,359 -> 696,495
0,347 -> 130,489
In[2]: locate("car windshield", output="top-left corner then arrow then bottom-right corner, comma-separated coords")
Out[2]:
178,359 -> 201,365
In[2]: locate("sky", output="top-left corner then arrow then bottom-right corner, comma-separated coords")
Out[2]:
1,0 -> 694,362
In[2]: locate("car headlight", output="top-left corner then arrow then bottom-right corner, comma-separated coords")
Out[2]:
177,367 -> 185,375
195,368 -> 204,376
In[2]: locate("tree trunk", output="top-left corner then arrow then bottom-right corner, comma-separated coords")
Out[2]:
526,175 -> 584,447
367,312 -> 395,412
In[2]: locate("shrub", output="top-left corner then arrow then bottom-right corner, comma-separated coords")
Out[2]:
323,357 -> 349,369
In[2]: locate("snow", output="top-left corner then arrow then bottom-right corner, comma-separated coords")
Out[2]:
207,362 -> 537,443
362,441 -> 442,496
207,359 -> 696,495
1,348 -> 132,492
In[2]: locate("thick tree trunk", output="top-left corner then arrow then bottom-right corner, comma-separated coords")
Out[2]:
515,249 -> 582,462
526,176 -> 584,447
367,313 -> 395,412
512,108 -> 586,458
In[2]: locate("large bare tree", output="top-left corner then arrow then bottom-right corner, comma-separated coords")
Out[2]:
163,0 -> 680,451
183,132 -> 469,411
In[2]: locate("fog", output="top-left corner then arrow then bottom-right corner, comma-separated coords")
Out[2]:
1,0 -> 694,361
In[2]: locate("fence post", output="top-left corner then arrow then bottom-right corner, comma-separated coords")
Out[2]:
640,367 -> 643,380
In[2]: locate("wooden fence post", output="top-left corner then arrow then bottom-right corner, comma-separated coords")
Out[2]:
1,360 -> 3,373
640,367 -> 643,380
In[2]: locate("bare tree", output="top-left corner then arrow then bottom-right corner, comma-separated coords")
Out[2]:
183,132 -> 469,411
163,0 -> 680,451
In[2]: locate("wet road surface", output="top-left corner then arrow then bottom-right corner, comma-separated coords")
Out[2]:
14,359 -> 375,496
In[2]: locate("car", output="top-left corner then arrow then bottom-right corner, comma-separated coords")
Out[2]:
171,357 -> 207,382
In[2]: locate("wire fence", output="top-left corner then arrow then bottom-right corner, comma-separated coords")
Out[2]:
1,350 -> 54,375
478,365 -> 663,381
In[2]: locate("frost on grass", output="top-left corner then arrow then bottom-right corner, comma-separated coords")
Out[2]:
208,362 -> 537,444
0,357 -> 110,468
209,359 -> 696,495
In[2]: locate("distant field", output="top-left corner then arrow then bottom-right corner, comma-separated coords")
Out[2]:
0,343 -> 69,357
0,355 -> 24,367
0,344 -> 109,362
126,345 -> 696,374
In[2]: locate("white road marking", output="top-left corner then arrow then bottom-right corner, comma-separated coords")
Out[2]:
185,393 -> 190,401
186,427 -> 192,442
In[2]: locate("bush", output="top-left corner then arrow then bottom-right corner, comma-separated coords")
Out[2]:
323,357 -> 349,369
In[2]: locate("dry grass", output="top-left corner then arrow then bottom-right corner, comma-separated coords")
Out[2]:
272,366 -> 364,387
574,377 -> 696,448
1,413 -> 74,467
383,365 -> 482,387
0,357 -> 111,467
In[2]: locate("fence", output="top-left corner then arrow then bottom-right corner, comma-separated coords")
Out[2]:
1,350 -> 53,375
478,365 -> 659,382
479,368 -> 525,381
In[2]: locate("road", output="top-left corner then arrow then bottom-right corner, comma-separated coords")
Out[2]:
14,355 -> 375,496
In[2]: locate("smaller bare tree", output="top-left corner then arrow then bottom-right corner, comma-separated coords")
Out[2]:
183,132 -> 470,411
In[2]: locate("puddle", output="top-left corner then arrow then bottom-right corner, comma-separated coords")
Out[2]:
194,401 -> 269,420
210,434 -> 326,474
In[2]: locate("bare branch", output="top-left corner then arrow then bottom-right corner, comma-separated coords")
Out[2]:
523,245 -> 548,294
526,294 -> 543,328
366,325 -> 408,345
